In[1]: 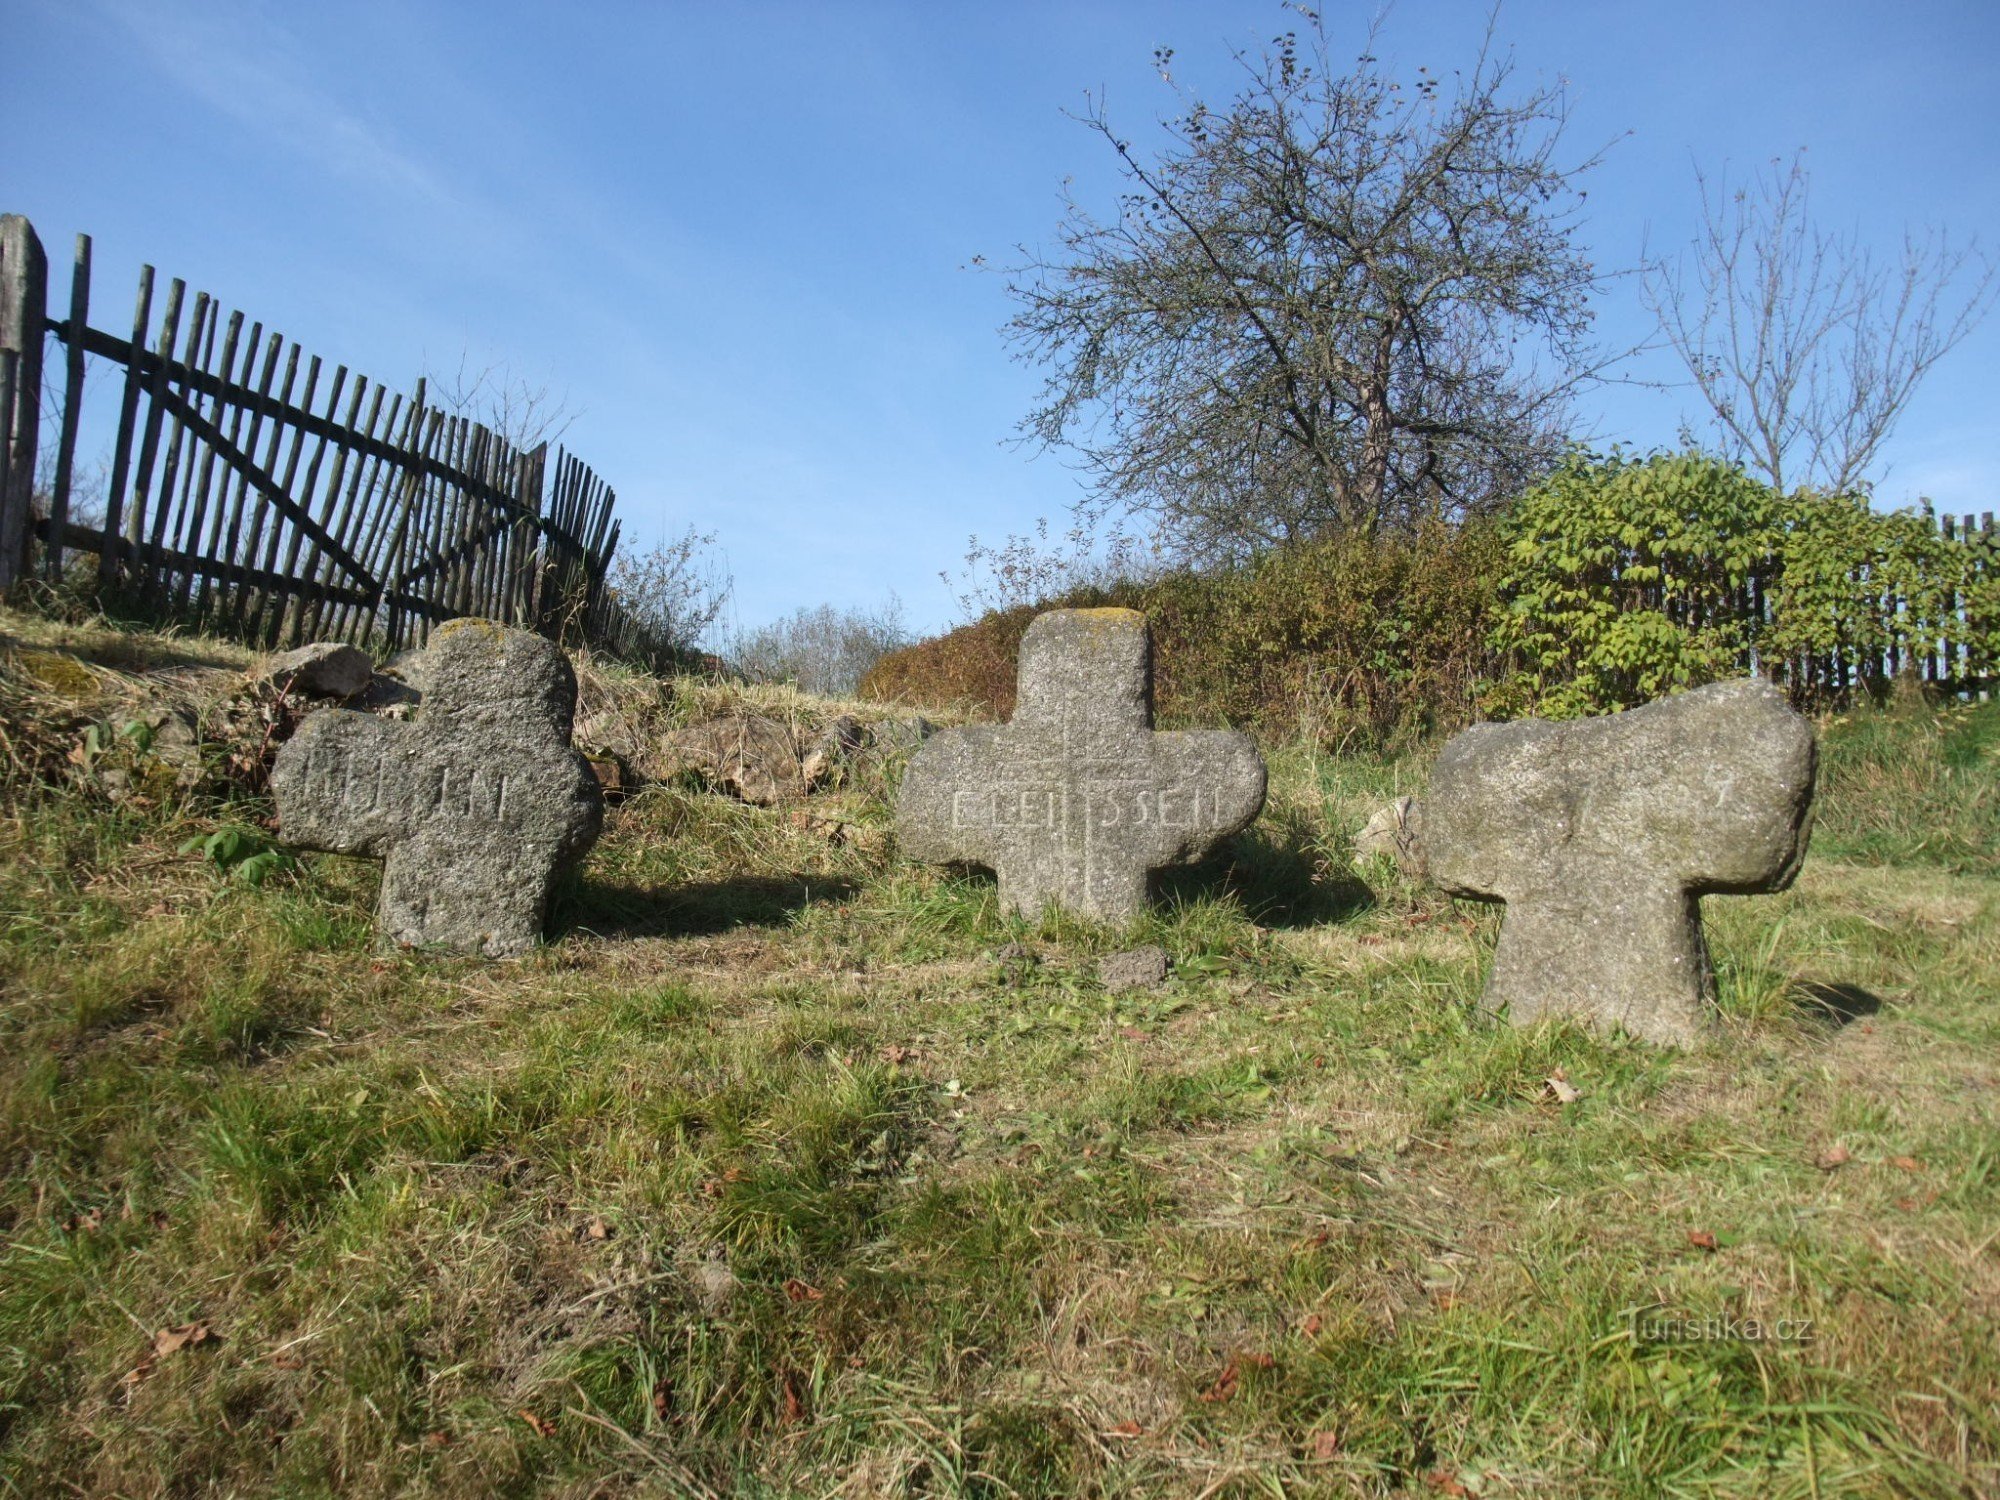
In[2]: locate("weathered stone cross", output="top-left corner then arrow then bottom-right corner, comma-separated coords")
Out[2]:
897,608 -> 1266,923
271,619 -> 603,958
1419,678 -> 1817,1044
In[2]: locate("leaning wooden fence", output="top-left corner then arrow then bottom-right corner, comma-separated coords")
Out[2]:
0,213 -> 655,658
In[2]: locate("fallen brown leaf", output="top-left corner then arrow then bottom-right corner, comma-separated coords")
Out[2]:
1686,1229 -> 1719,1252
1199,1366 -> 1239,1403
783,1278 -> 823,1303
780,1371 -> 805,1425
700,1167 -> 749,1198
1312,1430 -> 1342,1459
1815,1144 -> 1851,1171
1105,1420 -> 1144,1439
517,1409 -> 556,1438
1889,1155 -> 1921,1171
1542,1069 -> 1582,1105
424,1431 -> 451,1448
1119,1026 -> 1148,1040
1299,1313 -> 1324,1337
153,1323 -> 215,1358
581,1215 -> 612,1241
1428,1473 -> 1474,1498
879,1044 -> 916,1064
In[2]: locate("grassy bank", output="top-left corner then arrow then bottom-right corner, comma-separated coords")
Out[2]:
2,615 -> 1996,1497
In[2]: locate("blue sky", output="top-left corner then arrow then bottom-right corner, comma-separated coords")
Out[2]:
6,0 -> 1997,638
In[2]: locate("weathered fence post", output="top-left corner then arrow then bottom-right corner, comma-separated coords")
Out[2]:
0,214 -> 49,589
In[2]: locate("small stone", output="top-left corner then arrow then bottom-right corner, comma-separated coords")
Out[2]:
896,609 -> 1265,923
659,714 -> 803,805
1353,795 -> 1424,877
1099,945 -> 1171,992
270,619 -> 604,958
691,1249 -> 737,1315
1421,678 -> 1816,1045
258,643 -> 374,699
802,714 -> 870,789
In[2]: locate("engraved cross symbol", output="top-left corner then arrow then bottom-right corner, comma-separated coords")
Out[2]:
271,620 -> 602,957
897,609 -> 1265,923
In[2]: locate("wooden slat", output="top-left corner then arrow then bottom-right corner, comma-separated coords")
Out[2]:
0,351 -> 16,524
138,287 -> 205,611
189,315 -> 260,615
320,388 -> 408,645
212,327 -> 283,622
172,308 -> 244,604
96,264 -> 153,584
300,380 -> 387,641
376,403 -> 438,647
281,366 -> 357,645
245,349 -> 315,643
46,234 -> 90,581
345,385 -> 427,647
232,337 -> 300,633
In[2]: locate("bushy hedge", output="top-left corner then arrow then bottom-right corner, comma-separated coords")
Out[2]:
863,521 -> 1505,748
867,451 -> 1994,741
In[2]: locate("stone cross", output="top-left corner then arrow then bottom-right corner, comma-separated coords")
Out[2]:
1419,678 -> 1817,1045
270,619 -> 603,958
897,608 -> 1266,923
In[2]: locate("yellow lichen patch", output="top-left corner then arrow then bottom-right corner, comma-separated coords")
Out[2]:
9,647 -> 108,701
433,617 -> 508,643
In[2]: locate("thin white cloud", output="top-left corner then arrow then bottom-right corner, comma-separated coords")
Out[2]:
90,0 -> 451,205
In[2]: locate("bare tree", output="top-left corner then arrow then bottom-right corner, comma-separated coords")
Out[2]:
425,351 -> 575,453
1004,8 -> 1611,561
607,525 -> 732,655
728,597 -> 910,697
1645,152 -> 1997,496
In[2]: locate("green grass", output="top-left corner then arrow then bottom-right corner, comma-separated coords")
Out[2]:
2,618 -> 1996,1497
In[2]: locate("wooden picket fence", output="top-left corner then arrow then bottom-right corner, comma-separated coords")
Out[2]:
0,213 -> 662,660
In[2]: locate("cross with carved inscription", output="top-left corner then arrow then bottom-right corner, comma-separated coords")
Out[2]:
270,619 -> 602,957
896,609 -> 1266,923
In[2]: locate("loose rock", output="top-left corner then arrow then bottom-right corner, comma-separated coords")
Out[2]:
1099,945 -> 1171,992
256,642 -> 373,699
659,714 -> 804,805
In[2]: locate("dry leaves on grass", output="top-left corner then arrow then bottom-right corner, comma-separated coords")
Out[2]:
1686,1229 -> 1719,1252
1541,1069 -> 1582,1105
1815,1144 -> 1852,1171
579,1215 -> 612,1241
780,1371 -> 806,1425
517,1409 -> 557,1438
1104,1420 -> 1144,1439
120,1323 -> 218,1395
1198,1351 -> 1275,1403
700,1167 -> 748,1198
783,1278 -> 823,1303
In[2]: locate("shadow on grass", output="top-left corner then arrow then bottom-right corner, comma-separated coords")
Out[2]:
1791,980 -> 1884,1028
1155,813 -> 1375,929
553,872 -> 864,940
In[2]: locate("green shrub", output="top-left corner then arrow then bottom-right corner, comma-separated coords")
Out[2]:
1492,450 -> 1993,716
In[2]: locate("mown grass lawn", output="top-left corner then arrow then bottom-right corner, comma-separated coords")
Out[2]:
2,617 -> 1996,1498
